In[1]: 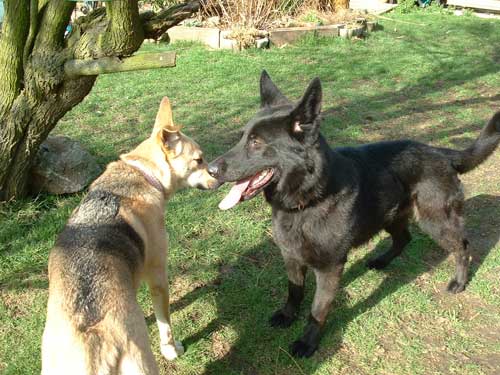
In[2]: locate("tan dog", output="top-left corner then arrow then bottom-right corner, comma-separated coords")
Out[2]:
41,97 -> 218,375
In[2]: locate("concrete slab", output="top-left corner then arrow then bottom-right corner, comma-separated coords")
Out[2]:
315,24 -> 342,37
350,0 -> 398,14
167,26 -> 220,49
269,26 -> 316,47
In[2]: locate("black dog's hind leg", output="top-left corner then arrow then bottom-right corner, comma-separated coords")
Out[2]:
367,217 -> 412,270
416,185 -> 470,293
423,221 -> 470,293
290,262 -> 344,358
270,257 -> 307,328
447,239 -> 470,293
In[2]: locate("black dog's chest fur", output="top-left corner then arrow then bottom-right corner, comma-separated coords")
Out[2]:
272,194 -> 355,268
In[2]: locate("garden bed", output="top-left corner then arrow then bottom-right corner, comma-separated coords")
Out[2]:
165,11 -> 378,50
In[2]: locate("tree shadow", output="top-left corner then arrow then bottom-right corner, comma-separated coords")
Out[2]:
173,194 -> 500,373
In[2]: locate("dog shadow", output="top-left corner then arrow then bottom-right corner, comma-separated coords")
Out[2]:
171,193 -> 500,374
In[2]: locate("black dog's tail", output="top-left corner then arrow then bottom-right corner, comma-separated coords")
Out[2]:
445,111 -> 500,174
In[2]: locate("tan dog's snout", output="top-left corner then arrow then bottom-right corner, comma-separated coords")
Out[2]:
187,165 -> 222,190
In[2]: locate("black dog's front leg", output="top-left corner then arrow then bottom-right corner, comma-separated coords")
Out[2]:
290,262 -> 344,358
270,258 -> 307,328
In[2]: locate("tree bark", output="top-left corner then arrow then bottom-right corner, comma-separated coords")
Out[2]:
0,0 -> 200,201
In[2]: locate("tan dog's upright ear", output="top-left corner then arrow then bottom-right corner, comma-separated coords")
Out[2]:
154,97 -> 183,157
154,97 -> 181,134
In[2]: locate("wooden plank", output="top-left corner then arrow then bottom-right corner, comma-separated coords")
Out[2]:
447,0 -> 500,11
64,52 -> 176,78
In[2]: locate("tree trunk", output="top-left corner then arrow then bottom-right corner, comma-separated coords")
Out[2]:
0,0 -> 200,201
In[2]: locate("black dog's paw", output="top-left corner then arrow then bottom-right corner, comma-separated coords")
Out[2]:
367,257 -> 389,270
290,339 -> 317,358
447,279 -> 466,294
269,310 -> 296,328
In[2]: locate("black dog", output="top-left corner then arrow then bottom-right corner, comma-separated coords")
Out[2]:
208,71 -> 500,358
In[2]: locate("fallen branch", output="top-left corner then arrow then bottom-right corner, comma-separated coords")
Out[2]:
64,52 -> 176,77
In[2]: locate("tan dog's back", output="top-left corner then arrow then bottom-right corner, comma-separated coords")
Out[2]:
42,164 -> 159,374
41,98 -> 218,374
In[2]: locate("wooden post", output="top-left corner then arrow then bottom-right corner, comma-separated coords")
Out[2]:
64,51 -> 176,77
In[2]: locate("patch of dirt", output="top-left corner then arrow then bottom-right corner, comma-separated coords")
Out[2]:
424,289 -> 500,374
467,325 -> 500,374
170,274 -> 211,306
211,330 -> 231,359
0,290 -> 42,319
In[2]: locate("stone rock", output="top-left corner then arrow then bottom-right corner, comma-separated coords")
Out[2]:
339,27 -> 350,38
219,30 -> 238,50
339,25 -> 364,39
30,135 -> 101,195
255,37 -> 269,49
366,21 -> 377,32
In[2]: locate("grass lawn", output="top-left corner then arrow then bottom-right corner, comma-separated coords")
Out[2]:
1,8 -> 500,375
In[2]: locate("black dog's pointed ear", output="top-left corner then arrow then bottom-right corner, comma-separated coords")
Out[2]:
292,77 -> 322,125
260,70 -> 290,108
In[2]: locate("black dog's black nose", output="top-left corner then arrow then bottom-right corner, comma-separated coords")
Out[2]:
207,162 -> 220,178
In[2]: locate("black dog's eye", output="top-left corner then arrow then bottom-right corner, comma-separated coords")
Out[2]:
248,135 -> 262,149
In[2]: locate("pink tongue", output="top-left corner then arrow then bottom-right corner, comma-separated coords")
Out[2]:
219,178 -> 251,210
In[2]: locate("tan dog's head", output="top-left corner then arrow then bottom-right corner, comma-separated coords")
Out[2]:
124,97 -> 219,192
154,97 -> 220,191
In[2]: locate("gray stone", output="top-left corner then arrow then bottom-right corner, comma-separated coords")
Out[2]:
339,27 -> 349,38
219,30 -> 238,50
30,136 -> 101,195
366,21 -> 377,32
255,37 -> 269,49
339,25 -> 364,39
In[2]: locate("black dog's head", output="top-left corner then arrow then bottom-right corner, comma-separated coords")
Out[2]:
208,70 -> 324,210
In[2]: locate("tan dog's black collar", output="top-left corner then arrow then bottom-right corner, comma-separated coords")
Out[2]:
124,159 -> 165,196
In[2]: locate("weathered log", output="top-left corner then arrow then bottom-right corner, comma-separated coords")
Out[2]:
64,52 -> 176,77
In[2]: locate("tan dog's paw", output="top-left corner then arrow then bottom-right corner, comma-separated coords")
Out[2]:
161,340 -> 184,360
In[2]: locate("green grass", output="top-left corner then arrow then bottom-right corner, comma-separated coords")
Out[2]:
1,8 -> 500,375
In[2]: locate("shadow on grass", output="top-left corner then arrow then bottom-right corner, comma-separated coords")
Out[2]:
0,195 -> 80,291
174,194 -> 500,374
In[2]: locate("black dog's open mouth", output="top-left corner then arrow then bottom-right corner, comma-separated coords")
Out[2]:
219,168 -> 274,210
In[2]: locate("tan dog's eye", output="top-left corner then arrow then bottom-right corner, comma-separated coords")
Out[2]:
194,158 -> 203,165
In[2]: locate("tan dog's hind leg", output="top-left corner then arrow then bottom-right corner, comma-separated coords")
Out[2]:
147,264 -> 184,361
